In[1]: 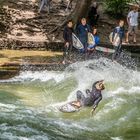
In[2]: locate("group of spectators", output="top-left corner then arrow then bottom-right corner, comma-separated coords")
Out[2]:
37,1 -> 139,64
62,3 -> 139,64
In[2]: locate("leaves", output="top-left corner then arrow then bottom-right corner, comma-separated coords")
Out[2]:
105,0 -> 131,17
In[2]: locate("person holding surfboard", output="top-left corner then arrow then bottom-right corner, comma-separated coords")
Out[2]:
111,20 -> 125,61
87,27 -> 100,52
73,80 -> 105,115
62,20 -> 74,64
76,18 -> 91,53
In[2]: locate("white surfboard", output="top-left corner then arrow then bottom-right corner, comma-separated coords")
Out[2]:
59,101 -> 81,113
72,33 -> 84,50
109,32 -> 120,47
96,46 -> 115,53
88,32 -> 95,46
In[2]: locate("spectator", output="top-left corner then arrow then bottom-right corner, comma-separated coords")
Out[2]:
76,18 -> 91,53
111,20 -> 125,61
126,5 -> 139,44
62,20 -> 74,64
38,0 -> 50,13
88,2 -> 100,26
87,27 -> 100,52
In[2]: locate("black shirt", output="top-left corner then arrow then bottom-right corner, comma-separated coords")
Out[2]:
63,26 -> 73,43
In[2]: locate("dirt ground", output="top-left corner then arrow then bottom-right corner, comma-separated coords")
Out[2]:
0,0 -> 139,44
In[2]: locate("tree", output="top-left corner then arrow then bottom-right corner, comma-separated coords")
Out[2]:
105,0 -> 131,17
51,0 -> 92,33
70,0 -> 92,26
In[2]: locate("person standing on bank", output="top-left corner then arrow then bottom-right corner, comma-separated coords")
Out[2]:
126,5 -> 139,44
88,2 -> 100,26
111,20 -> 125,61
76,18 -> 91,53
62,20 -> 74,65
38,0 -> 51,13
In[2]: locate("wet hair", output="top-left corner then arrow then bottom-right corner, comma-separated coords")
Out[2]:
81,17 -> 86,21
67,20 -> 73,25
99,83 -> 105,90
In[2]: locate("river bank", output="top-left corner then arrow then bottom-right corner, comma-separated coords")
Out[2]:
0,49 -> 139,80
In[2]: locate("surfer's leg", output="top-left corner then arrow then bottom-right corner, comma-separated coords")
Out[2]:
63,44 -> 69,63
76,90 -> 86,105
68,43 -> 73,60
112,46 -> 118,60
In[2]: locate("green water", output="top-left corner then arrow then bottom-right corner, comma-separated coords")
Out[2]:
0,58 -> 140,140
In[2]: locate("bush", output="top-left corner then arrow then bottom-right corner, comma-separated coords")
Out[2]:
105,0 -> 131,17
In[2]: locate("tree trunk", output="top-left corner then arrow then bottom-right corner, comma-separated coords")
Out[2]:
71,0 -> 92,26
50,0 -> 92,33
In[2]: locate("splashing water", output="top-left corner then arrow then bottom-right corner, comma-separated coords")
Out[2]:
0,57 -> 140,140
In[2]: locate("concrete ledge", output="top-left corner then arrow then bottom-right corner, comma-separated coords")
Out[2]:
0,39 -> 140,53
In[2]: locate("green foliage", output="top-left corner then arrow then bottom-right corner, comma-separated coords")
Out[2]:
105,0 -> 131,17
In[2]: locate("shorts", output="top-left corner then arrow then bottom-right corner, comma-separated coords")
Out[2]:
128,26 -> 138,34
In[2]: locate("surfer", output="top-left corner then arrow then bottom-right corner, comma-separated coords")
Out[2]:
73,80 -> 105,115
87,27 -> 100,52
111,20 -> 125,61
76,18 -> 91,53
62,20 -> 73,64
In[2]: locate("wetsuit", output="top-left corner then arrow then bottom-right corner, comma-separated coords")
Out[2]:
76,24 -> 91,53
76,81 -> 102,110
63,26 -> 73,61
112,26 -> 125,60
88,6 -> 99,26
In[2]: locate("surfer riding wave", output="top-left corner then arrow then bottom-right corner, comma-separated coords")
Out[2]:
72,80 -> 105,115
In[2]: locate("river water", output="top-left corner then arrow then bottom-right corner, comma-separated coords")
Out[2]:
0,57 -> 140,140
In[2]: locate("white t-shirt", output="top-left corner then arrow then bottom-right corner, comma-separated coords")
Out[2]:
128,11 -> 139,26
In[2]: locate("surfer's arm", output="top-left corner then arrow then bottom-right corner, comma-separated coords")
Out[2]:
92,96 -> 102,110
127,12 -> 131,25
112,28 -> 117,42
90,95 -> 102,116
86,89 -> 91,95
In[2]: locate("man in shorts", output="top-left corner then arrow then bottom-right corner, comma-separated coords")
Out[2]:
126,5 -> 139,44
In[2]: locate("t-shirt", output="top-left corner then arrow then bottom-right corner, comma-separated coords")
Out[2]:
128,11 -> 139,26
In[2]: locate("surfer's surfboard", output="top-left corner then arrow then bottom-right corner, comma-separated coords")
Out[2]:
109,32 -> 120,46
96,46 -> 115,53
59,101 -> 81,113
88,32 -> 95,46
72,33 -> 84,50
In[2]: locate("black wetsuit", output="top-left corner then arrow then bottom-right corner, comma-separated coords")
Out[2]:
88,6 -> 99,26
63,26 -> 73,60
76,81 -> 102,110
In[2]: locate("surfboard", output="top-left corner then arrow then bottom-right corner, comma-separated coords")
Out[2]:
72,33 -> 84,50
59,101 -> 81,113
88,32 -> 95,46
96,46 -> 115,53
109,32 -> 120,47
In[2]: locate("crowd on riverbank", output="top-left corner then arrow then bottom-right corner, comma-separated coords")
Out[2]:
61,2 -> 139,64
